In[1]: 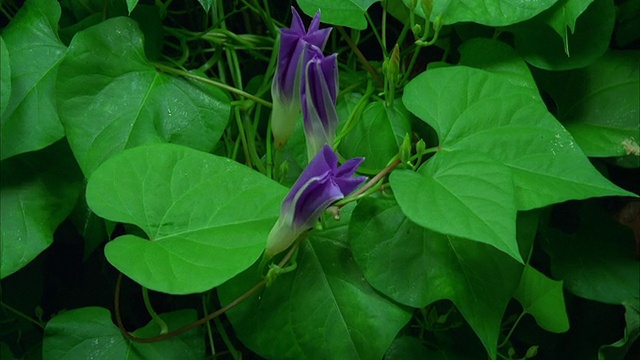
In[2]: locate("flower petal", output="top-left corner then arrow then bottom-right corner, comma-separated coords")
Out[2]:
335,157 -> 365,177
332,176 -> 367,196
292,175 -> 344,229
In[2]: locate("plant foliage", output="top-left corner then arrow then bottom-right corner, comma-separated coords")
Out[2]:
1,0 -> 638,359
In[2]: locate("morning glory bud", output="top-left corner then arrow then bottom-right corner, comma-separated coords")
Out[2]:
421,0 -> 433,18
265,145 -> 366,258
271,8 -> 332,149
301,46 -> 339,160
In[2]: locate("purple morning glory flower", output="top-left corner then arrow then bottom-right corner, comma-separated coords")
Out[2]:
271,8 -> 332,148
301,46 -> 339,160
265,145 -> 366,258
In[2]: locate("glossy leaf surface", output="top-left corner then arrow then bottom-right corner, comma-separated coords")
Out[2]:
57,17 -> 231,176
297,0 -> 380,29
87,143 -> 286,294
513,265 -> 570,333
218,231 -> 412,360
43,307 -> 203,359
0,142 -> 82,278
349,198 -> 532,358
1,0 -> 66,160
400,65 -> 631,211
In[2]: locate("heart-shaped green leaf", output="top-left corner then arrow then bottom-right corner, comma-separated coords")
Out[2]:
401,65 -> 632,211
349,198 -> 527,359
410,0 -> 557,26
391,150 -> 520,261
1,141 -> 83,278
1,0 -> 66,160
43,307 -> 203,359
297,0 -> 380,30
86,143 -> 286,294
513,265 -> 570,333
57,17 -> 231,176
218,232 -> 412,360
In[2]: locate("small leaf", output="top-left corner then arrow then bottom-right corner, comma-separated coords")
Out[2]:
541,0 -> 595,55
86,143 -> 286,294
57,17 -> 231,176
534,51 -> 640,158
125,0 -> 139,13
1,0 -> 66,160
218,232 -> 412,360
598,300 -> 640,360
512,0 -> 615,70
43,307 -> 203,359
526,346 -> 539,358
349,198 -> 527,359
197,0 -> 214,12
1,141 -> 83,279
297,0 -> 380,30
339,98 -> 411,173
390,150 -> 521,261
514,265 -> 570,333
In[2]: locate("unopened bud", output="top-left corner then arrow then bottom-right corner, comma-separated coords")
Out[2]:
412,24 -> 422,36
416,139 -> 426,155
279,160 -> 289,182
433,14 -> 443,32
400,133 -> 412,165
525,346 -> 539,358
386,44 -> 401,84
421,0 -> 433,18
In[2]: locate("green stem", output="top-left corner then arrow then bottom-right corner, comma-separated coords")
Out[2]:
401,46 -> 421,85
365,13 -> 385,54
234,107 -> 252,167
345,156 -> 402,201
333,80 -> 375,147
273,147 -> 283,182
154,63 -> 271,108
114,230 -> 304,343
214,317 -> 241,360
498,310 -> 527,349
334,179 -> 384,207
266,118 -> 273,179
0,301 -> 45,330
337,27 -> 384,87
415,18 -> 442,47
395,19 -> 411,48
260,0 -> 277,36
142,287 -> 169,335
201,295 -> 216,356
243,113 -> 267,173
382,0 -> 388,53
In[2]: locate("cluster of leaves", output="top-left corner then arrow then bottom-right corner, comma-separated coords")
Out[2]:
1,0 -> 639,359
